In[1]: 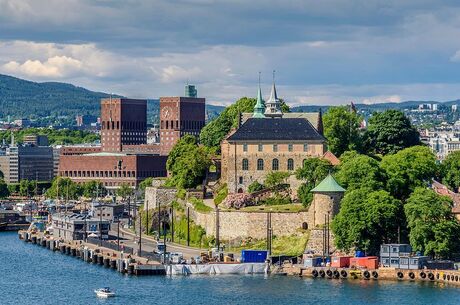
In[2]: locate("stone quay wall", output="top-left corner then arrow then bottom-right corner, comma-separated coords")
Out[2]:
191,209 -> 313,240
144,186 -> 177,210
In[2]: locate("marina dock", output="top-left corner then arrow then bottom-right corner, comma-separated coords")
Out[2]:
18,230 -> 166,276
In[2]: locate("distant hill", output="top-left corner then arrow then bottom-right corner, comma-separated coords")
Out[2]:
0,74 -> 225,124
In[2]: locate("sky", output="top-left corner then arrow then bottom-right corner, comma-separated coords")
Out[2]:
1,0 -> 460,106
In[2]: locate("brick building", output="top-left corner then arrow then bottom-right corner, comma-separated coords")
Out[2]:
58,87 -> 205,192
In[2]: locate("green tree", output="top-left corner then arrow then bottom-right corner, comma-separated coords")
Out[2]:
264,171 -> 290,188
332,188 -> 401,255
323,106 -> 362,157
364,110 -> 420,155
82,180 -> 107,199
380,146 -> 437,199
441,151 -> 460,191
335,151 -> 385,191
45,177 -> 82,200
139,177 -> 154,193
166,135 -> 213,189
295,158 -> 332,207
0,179 -> 10,198
116,183 -> 134,200
405,187 -> 460,258
19,180 -> 35,197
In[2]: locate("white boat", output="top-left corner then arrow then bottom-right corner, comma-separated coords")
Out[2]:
94,287 -> 115,298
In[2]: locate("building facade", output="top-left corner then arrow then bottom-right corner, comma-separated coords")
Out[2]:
0,144 -> 54,184
221,82 -> 330,194
52,213 -> 110,241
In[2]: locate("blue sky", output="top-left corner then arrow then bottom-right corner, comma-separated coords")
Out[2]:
1,0 -> 460,106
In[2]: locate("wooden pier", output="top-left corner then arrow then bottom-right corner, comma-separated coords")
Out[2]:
18,230 -> 166,276
281,264 -> 460,286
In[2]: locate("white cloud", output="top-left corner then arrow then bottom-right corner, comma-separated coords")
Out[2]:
3,56 -> 82,77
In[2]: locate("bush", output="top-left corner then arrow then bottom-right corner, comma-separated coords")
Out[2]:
297,183 -> 313,208
177,188 -> 186,200
248,181 -> 265,193
190,197 -> 212,213
214,183 -> 228,206
261,195 -> 291,206
224,193 -> 254,209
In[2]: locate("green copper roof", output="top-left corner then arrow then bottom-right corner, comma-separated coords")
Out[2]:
252,85 -> 266,118
311,174 -> 346,193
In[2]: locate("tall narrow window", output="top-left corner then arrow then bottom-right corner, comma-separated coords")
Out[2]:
257,159 -> 264,170
258,144 -> 263,152
242,159 -> 249,170
288,144 -> 293,152
303,144 -> 308,152
272,159 -> 279,170
243,143 -> 248,152
287,158 -> 294,171
273,144 -> 278,152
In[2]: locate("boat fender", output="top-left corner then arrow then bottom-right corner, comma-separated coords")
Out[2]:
455,276 -> 458,282
326,269 -> 333,278
409,272 -> 415,279
419,272 -> 426,279
397,271 -> 404,279
333,270 -> 340,278
446,275 -> 450,281
319,270 -> 325,278
363,271 -> 370,279
340,270 -> 347,278
428,273 -> 435,281
312,269 -> 318,278
372,271 -> 378,279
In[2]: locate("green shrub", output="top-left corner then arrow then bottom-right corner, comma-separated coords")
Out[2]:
262,195 -> 291,206
248,181 -> 265,193
214,183 -> 228,206
190,197 -> 212,213
177,188 -> 186,200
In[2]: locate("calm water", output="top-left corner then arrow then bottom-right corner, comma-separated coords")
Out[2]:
1,232 -> 459,305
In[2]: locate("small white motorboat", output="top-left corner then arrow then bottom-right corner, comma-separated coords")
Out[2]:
94,287 -> 115,298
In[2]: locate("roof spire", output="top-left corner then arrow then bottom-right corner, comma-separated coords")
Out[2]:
252,72 -> 266,118
264,69 -> 282,118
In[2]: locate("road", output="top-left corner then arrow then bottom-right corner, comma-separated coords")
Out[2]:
109,224 -> 202,259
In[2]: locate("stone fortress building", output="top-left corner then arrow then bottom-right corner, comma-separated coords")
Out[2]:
220,78 -> 338,196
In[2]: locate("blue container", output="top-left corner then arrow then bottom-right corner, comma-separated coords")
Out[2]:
355,250 -> 365,257
241,250 -> 268,263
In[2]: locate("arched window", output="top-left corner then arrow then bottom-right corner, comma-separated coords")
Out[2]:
287,158 -> 294,171
257,159 -> 264,170
242,159 -> 249,170
272,159 -> 279,171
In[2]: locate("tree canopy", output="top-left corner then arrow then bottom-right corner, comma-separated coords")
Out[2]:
0,180 -> 9,198
335,151 -> 385,191
332,188 -> 402,255
116,182 -> 134,200
295,158 -> 332,207
380,146 -> 437,199
364,110 -> 420,155
45,177 -> 82,200
82,180 -> 107,198
323,106 -> 362,157
441,151 -> 460,192
405,187 -> 460,258
166,135 -> 213,189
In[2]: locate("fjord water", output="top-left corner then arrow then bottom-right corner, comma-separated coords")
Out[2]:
2,232 -> 457,305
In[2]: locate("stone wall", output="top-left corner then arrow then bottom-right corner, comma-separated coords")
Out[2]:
311,192 -> 343,226
144,186 -> 177,210
191,208 -> 313,240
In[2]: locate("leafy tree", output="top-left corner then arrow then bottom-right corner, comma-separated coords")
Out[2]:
116,183 -> 134,200
332,188 -> 402,255
380,146 -> 437,199
405,187 -> 460,258
19,180 -> 35,197
82,180 -> 107,199
248,181 -> 265,193
0,179 -> 10,198
441,151 -> 460,191
323,106 -> 362,157
45,177 -> 82,200
335,151 -> 385,191
166,135 -> 212,189
264,171 -> 290,188
364,110 -> 420,155
139,177 -> 154,193
295,158 -> 332,207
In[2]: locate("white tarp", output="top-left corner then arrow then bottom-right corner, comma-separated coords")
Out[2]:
166,263 -> 267,275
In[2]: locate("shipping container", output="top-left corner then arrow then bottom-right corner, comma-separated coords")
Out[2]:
331,256 -> 351,268
350,256 -> 379,269
304,257 -> 323,268
241,250 -> 268,263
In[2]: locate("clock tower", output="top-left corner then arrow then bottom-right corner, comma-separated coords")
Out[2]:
159,90 -> 205,155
